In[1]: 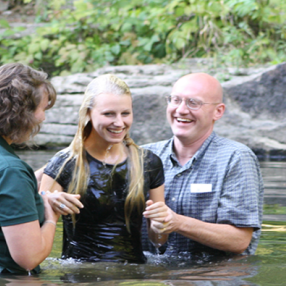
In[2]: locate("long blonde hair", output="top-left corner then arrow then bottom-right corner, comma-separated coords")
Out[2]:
56,74 -> 145,232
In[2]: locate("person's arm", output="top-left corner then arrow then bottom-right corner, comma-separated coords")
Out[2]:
160,148 -> 262,254
144,184 -> 169,247
2,194 -> 59,271
162,209 -> 253,254
39,174 -> 83,215
163,144 -> 262,254
35,165 -> 46,190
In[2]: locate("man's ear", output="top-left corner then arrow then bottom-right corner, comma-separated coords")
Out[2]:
213,103 -> 225,121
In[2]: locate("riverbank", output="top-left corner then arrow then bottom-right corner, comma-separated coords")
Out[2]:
25,61 -> 286,161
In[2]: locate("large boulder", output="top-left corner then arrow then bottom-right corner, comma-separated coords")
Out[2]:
33,61 -> 286,158
216,63 -> 286,156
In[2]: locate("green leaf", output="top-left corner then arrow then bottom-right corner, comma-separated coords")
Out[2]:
174,37 -> 186,50
144,40 -> 153,51
0,19 -> 10,29
120,40 -> 131,46
34,52 -> 42,60
121,22 -> 133,32
69,50 -> 80,62
40,39 -> 50,51
28,43 -> 40,54
111,44 -> 121,55
151,34 -> 160,42
175,6 -> 185,17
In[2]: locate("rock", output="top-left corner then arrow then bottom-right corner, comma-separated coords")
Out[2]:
216,63 -> 286,152
130,86 -> 173,145
32,62 -> 286,157
0,0 -> 8,12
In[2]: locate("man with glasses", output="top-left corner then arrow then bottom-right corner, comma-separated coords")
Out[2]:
142,73 -> 264,257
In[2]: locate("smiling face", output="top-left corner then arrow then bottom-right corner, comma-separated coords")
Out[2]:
88,93 -> 133,146
167,73 -> 225,145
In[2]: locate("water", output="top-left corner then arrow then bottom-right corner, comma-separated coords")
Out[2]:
1,150 -> 285,285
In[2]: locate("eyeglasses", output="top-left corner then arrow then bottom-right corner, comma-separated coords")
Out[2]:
167,95 -> 221,111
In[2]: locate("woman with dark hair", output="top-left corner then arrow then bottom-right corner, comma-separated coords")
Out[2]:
0,63 -> 60,274
39,74 -> 169,263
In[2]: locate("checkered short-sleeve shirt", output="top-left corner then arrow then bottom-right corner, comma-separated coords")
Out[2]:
141,132 -> 264,255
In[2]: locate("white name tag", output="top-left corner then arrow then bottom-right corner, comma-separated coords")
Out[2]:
191,184 -> 212,193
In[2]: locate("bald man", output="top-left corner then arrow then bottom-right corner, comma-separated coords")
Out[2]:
142,73 -> 264,257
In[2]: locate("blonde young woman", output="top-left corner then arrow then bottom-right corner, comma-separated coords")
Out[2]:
39,74 -> 169,263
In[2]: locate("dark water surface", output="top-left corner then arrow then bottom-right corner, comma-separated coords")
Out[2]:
0,150 -> 285,285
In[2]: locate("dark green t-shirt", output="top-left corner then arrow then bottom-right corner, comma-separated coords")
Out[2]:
0,136 -> 45,274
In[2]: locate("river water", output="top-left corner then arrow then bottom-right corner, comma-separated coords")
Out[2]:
1,150 -> 285,285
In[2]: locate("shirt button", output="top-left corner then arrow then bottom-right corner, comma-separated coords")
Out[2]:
172,197 -> 176,201
177,173 -> 182,177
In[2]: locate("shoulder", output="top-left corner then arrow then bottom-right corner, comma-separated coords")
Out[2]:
141,148 -> 163,169
47,148 -> 73,166
141,139 -> 172,157
142,148 -> 161,161
0,153 -> 37,199
0,150 -> 33,176
140,148 -> 165,187
211,133 -> 256,157
44,148 -> 75,175
51,148 -> 71,160
206,134 -> 260,172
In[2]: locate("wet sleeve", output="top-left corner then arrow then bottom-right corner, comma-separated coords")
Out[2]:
144,149 -> 165,189
43,151 -> 74,189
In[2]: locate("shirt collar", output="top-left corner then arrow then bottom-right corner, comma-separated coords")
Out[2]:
166,138 -> 178,167
168,132 -> 216,167
193,131 -> 216,161
0,136 -> 18,157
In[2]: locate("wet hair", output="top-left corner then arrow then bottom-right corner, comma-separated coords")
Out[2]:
57,74 -> 145,232
0,63 -> 57,143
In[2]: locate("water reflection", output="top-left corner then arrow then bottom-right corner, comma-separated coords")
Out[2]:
0,150 -> 284,285
22,255 -> 263,285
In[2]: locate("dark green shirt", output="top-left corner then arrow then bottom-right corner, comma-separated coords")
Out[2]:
0,136 -> 45,274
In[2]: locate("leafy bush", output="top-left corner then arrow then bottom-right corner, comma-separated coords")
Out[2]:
0,0 -> 285,75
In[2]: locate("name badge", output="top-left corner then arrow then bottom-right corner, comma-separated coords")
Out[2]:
191,184 -> 212,193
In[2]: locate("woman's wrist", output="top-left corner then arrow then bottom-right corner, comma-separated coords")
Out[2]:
44,220 -> 57,226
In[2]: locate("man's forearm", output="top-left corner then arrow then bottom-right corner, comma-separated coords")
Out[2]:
169,212 -> 253,254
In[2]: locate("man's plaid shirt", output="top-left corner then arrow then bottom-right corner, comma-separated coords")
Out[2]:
141,132 -> 264,256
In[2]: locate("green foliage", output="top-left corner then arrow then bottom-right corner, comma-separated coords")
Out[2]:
263,204 -> 286,215
0,0 -> 285,75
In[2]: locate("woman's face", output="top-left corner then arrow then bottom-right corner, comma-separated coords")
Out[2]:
89,93 -> 133,145
34,85 -> 49,124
